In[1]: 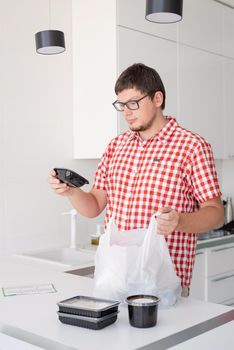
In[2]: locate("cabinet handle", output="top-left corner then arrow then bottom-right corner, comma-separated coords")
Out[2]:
212,274 -> 234,282
212,246 -> 234,253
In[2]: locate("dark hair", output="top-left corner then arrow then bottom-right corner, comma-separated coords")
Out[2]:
114,63 -> 166,110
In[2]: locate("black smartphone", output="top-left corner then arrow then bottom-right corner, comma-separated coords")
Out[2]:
54,168 -> 89,188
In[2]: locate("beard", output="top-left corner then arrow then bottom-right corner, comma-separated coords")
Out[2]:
129,115 -> 156,132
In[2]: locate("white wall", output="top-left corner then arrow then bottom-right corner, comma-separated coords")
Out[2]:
0,0 -> 104,255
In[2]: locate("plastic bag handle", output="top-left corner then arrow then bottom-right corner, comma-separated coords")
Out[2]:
139,214 -> 164,279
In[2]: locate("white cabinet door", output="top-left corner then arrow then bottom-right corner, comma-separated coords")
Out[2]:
178,44 -> 224,159
117,27 -> 178,133
179,0 -> 222,54
222,5 -> 234,58
117,0 -> 178,42
72,0 -> 118,159
206,243 -> 234,277
223,58 -> 234,159
190,250 -> 206,301
207,272 -> 234,304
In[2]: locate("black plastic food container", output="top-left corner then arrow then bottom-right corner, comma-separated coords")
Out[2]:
57,311 -> 118,330
126,295 -> 160,328
57,295 -> 120,318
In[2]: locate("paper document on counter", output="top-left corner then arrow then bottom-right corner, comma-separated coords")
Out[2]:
1,283 -> 57,296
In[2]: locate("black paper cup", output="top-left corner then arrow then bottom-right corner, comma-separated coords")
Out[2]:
126,295 -> 160,328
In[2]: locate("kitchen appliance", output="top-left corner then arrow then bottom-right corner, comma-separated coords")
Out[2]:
226,197 -> 233,224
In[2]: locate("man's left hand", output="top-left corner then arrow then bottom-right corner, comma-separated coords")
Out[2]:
156,207 -> 180,235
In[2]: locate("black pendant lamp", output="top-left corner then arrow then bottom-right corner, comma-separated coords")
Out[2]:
35,30 -> 65,55
145,0 -> 183,24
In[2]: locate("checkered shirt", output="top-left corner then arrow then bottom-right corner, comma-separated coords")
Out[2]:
93,117 -> 222,287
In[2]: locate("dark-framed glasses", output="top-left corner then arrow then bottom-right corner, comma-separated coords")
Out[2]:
112,92 -> 154,112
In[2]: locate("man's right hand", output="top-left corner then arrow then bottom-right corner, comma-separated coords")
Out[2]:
48,169 -> 76,197
49,169 -> 107,218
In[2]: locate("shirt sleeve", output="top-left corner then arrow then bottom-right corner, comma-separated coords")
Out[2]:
189,141 -> 222,203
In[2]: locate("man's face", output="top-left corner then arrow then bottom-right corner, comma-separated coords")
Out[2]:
117,88 -> 159,132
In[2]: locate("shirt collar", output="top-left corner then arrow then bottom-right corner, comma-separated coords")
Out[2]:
128,117 -> 178,144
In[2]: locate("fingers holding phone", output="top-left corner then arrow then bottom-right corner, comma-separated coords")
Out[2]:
49,168 -> 89,196
48,170 -> 75,196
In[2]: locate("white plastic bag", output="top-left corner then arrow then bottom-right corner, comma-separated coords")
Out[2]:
93,215 -> 181,308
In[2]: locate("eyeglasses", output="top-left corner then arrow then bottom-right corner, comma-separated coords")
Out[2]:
112,92 -> 153,112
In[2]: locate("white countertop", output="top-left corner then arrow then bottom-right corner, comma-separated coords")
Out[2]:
13,244 -> 97,273
0,256 -> 233,350
197,234 -> 234,249
0,332 -> 45,350
169,321 -> 234,349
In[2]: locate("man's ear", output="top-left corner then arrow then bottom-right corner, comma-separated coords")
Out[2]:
153,91 -> 164,108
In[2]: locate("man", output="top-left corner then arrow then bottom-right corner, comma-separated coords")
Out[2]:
49,63 -> 224,296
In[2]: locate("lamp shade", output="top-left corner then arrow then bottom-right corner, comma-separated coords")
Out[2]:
35,30 -> 65,55
145,0 -> 183,24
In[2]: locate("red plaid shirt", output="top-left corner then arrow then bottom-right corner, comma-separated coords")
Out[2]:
93,117 -> 221,287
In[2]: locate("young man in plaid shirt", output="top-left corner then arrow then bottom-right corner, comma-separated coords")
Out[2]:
49,63 -> 224,296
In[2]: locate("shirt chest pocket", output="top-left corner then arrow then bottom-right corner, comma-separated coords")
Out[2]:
144,160 -> 186,209
154,160 -> 182,178
144,159 -> 183,188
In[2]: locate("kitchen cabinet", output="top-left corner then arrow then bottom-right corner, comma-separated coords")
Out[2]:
222,5 -> 234,58
206,243 -> 234,304
72,0 -> 117,159
178,44 -> 224,159
178,0 -> 222,54
207,272 -> 234,305
223,58 -> 234,159
190,239 -> 234,306
190,250 -> 206,301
